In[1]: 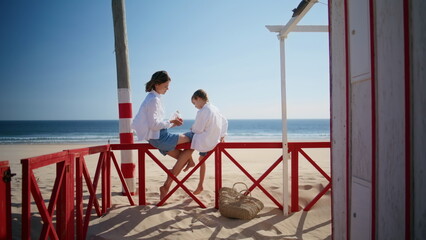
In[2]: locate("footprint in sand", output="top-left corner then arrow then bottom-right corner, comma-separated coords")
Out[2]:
300,185 -> 313,190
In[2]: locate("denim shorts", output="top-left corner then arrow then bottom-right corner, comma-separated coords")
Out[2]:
183,131 -> 208,156
148,129 -> 179,156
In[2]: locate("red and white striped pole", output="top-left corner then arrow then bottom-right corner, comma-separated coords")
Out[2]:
118,89 -> 135,194
112,0 -> 135,194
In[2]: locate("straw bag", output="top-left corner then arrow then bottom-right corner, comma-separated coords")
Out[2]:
219,182 -> 264,220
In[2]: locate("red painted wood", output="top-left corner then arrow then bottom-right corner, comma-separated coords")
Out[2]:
143,150 -> 206,208
76,157 -> 84,240
83,154 -> 104,238
20,145 -> 135,239
119,132 -> 134,144
121,163 -> 135,178
18,141 -> 330,239
102,153 -> 108,214
369,0 -> 377,238
291,148 -> 300,212
21,160 -> 31,240
343,0 -> 351,237
30,173 -> 58,239
118,102 -> 132,118
305,183 -> 332,211
138,148 -> 146,205
246,156 -> 283,193
111,152 -> 135,205
300,149 -> 331,181
403,0 -> 411,238
222,149 -> 284,210
0,161 -> 12,240
82,159 -> 102,217
40,162 -> 66,239
163,151 -> 214,208
21,151 -> 69,169
215,145 -> 222,209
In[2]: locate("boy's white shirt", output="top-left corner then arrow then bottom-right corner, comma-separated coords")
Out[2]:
191,102 -> 228,152
132,90 -> 172,141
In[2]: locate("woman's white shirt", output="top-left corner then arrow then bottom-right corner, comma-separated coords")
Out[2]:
132,90 -> 172,141
191,103 -> 228,152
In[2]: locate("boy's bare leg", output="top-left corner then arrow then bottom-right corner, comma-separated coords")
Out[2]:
160,148 -> 194,200
193,156 -> 206,195
176,134 -> 195,172
183,157 -> 195,172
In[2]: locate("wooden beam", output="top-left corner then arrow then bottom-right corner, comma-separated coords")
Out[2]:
266,0 -> 318,38
266,25 -> 328,33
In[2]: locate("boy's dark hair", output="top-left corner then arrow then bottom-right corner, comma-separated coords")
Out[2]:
145,70 -> 171,92
192,89 -> 209,101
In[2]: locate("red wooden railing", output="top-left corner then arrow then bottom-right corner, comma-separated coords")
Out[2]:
21,145 -> 134,240
66,145 -> 135,239
288,142 -> 331,211
112,141 -> 331,211
20,141 -> 330,239
1,161 -> 13,240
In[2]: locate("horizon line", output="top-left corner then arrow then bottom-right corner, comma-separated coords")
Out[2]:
0,118 -> 331,121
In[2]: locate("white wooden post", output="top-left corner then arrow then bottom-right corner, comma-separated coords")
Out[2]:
266,0 -> 327,215
279,36 -> 290,216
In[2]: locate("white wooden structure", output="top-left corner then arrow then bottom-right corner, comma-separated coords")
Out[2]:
268,0 -> 425,238
265,0 -> 328,216
329,0 -> 426,239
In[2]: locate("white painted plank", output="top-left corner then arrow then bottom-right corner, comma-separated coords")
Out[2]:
348,0 -> 371,81
330,0 -> 349,238
350,177 -> 371,240
375,0 -> 406,239
412,0 -> 426,239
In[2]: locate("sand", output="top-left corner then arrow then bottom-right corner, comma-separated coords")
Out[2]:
0,142 -> 331,240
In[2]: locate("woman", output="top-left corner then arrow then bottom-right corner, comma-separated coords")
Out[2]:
132,70 -> 194,201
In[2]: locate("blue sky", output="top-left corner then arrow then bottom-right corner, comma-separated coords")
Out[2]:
0,1 -> 329,120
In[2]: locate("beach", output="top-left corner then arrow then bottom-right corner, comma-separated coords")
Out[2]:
1,142 -> 331,240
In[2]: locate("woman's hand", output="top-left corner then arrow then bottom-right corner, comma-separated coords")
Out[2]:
170,117 -> 183,127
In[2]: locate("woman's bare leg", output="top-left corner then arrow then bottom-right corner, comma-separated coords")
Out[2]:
177,134 -> 190,145
160,149 -> 194,200
159,149 -> 179,200
167,149 -> 181,160
193,155 -> 206,195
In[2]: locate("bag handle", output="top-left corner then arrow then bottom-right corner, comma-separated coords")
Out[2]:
232,182 -> 251,196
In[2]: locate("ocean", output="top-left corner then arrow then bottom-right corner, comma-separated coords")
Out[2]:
0,119 -> 330,144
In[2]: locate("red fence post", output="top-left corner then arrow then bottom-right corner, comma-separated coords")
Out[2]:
138,146 -> 146,205
291,146 -> 300,212
75,156 -> 84,240
56,154 -> 75,239
67,154 -> 75,239
56,161 -> 65,239
17,145 -> 138,240
21,159 -> 31,240
102,152 -> 107,214
0,161 -> 13,240
214,144 -> 222,209
106,148 -> 112,209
